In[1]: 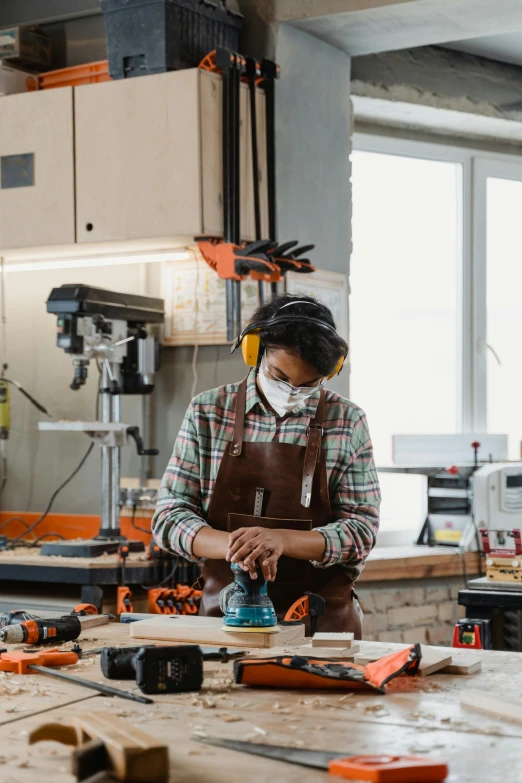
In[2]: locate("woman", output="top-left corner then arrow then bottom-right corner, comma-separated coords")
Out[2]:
152,294 -> 380,636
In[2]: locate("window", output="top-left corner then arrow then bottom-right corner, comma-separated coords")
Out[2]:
351,143 -> 463,536
350,136 -> 522,540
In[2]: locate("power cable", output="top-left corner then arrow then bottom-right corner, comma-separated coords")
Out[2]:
0,377 -> 52,418
141,560 -> 179,591
6,442 -> 95,549
129,503 -> 152,535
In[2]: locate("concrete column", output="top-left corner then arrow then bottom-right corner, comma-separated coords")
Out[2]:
275,24 -> 352,396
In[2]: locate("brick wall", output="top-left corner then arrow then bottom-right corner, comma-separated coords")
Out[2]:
357,576 -> 476,645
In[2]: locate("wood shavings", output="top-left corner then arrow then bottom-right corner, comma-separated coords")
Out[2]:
219,714 -> 243,723
338,694 -> 354,702
363,704 -> 390,716
253,726 -> 267,736
191,697 -> 217,709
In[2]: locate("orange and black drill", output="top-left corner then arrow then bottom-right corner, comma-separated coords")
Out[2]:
0,615 -> 81,645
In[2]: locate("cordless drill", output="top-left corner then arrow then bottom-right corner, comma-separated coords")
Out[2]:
101,644 -> 204,694
0,615 -> 81,645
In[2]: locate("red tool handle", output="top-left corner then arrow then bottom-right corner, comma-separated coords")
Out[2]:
328,754 -> 448,782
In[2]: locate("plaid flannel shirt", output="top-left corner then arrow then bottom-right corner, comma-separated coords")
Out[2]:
152,370 -> 381,582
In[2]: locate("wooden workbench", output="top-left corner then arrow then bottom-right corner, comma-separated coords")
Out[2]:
0,623 -> 520,782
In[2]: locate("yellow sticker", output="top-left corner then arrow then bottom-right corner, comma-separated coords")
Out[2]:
434,529 -> 462,543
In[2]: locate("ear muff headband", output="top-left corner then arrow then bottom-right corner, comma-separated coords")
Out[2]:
232,315 -> 348,379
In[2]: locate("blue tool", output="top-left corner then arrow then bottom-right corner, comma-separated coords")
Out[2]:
221,563 -> 277,628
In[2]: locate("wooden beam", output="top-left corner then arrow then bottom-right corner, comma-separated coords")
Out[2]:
360,546 -> 480,582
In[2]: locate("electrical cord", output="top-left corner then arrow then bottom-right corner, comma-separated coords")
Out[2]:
29,533 -> 66,547
0,516 -> 31,532
0,377 -> 52,418
141,559 -> 179,591
129,503 -> 152,535
6,442 -> 95,549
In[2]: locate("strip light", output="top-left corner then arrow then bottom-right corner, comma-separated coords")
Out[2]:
1,249 -> 192,274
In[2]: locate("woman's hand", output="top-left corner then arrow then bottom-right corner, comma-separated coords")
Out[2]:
226,527 -> 286,582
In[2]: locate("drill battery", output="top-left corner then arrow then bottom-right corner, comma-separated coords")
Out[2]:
101,644 -> 204,694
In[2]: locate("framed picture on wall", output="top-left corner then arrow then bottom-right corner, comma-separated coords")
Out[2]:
162,250 -> 270,346
285,269 -> 348,340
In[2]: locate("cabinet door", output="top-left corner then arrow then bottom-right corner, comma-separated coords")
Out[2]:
0,88 -> 75,250
75,70 -> 202,244
200,71 -> 268,241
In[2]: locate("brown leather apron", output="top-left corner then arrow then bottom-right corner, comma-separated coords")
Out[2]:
199,377 -> 362,637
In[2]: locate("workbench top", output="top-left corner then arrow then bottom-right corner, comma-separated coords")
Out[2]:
0,623 -> 520,782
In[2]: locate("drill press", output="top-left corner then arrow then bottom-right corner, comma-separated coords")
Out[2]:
38,284 -> 164,557
221,563 -> 277,628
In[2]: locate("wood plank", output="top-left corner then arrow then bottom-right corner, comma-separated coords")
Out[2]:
461,689 -> 522,725
441,655 -> 482,675
311,632 -> 354,648
417,645 -> 453,676
130,616 -> 306,649
360,545 -> 480,582
355,643 -> 452,676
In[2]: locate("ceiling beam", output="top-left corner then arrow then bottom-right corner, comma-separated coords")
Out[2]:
276,0 -> 522,56
0,0 -> 101,28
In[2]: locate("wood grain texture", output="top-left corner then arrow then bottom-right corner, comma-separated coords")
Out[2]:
441,655 -> 482,675
460,689 -> 522,724
312,632 -> 354,648
360,545 -> 480,582
130,616 -> 306,649
0,88 -> 75,250
75,70 -> 202,244
354,643 -> 452,676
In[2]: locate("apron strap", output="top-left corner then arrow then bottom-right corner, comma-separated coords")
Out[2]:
229,377 -> 248,457
301,389 -> 327,508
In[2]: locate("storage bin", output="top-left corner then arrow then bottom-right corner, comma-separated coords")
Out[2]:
39,61 -> 110,89
100,0 -> 243,79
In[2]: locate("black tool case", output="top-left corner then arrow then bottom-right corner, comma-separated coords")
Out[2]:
100,0 -> 243,79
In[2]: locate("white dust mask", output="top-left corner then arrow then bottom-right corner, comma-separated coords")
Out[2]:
258,356 -> 325,417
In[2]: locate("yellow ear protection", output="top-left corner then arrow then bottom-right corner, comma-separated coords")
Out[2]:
231,314 -> 348,380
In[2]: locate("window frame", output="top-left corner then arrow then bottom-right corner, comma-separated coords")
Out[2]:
351,133 -> 522,541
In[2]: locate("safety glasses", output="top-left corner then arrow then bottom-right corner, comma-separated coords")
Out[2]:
261,356 -> 326,397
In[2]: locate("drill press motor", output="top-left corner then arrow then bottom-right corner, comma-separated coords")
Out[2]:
220,562 -> 277,628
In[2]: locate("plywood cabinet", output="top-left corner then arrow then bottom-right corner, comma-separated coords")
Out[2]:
0,88 -> 75,250
200,71 -> 268,240
75,69 -> 268,245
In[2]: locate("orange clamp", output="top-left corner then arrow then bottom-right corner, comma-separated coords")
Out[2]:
0,648 -> 78,675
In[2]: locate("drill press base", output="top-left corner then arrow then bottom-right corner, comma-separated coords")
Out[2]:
40,539 -> 145,558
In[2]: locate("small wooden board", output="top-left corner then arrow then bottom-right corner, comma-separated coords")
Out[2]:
441,655 -> 482,675
130,615 -> 306,648
461,689 -> 522,725
355,644 -> 452,676
312,632 -> 354,648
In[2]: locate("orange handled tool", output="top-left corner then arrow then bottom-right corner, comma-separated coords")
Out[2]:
0,648 -> 152,704
0,648 -> 78,675
195,738 -> 448,783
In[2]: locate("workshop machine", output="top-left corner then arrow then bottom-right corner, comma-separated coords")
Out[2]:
39,284 -> 164,557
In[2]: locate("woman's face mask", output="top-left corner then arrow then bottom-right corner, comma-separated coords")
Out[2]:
258,355 -> 326,417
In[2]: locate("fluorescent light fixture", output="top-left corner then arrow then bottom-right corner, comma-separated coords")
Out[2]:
1,249 -> 192,274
